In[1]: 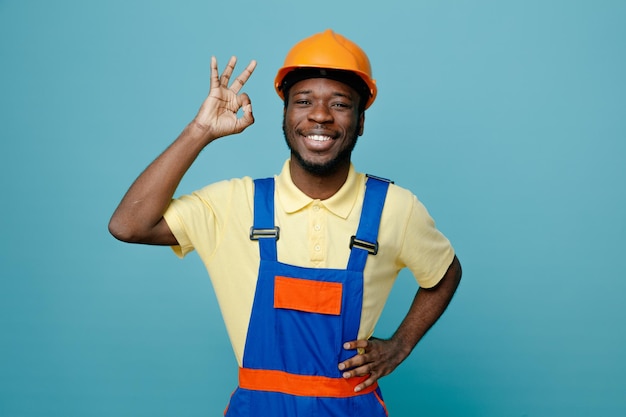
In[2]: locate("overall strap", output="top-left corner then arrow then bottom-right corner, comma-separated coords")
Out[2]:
347,175 -> 391,272
250,178 -> 279,262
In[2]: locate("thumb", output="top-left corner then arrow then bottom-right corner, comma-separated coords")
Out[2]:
234,98 -> 254,132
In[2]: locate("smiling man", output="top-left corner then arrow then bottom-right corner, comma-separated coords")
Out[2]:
109,29 -> 462,416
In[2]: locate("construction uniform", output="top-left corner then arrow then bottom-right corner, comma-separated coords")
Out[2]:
163,161 -> 455,415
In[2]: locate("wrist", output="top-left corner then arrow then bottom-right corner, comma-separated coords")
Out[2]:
184,120 -> 219,146
390,333 -> 417,359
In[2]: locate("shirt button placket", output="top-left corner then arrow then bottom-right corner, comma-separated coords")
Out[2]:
310,203 -> 325,264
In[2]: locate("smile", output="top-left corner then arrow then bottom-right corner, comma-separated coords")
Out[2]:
306,134 -> 333,142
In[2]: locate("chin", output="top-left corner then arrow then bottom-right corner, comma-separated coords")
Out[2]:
292,153 -> 348,177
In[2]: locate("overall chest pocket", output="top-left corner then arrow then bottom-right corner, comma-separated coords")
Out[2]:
271,275 -> 346,374
274,276 -> 343,315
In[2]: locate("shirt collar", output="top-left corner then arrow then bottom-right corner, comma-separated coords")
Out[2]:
275,159 -> 362,219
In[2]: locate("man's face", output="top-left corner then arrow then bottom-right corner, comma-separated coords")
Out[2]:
283,77 -> 364,177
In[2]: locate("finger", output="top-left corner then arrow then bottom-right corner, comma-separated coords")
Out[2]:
344,339 -> 368,356
354,374 -> 379,393
341,363 -> 370,379
338,351 -> 368,374
230,59 -> 257,94
338,355 -> 365,373
234,94 -> 254,132
234,104 -> 254,132
220,56 -> 237,87
343,340 -> 369,351
209,56 -> 219,89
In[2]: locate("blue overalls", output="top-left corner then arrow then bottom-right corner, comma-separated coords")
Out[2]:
224,176 -> 390,416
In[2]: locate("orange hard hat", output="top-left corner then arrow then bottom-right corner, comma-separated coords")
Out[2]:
275,29 -> 377,109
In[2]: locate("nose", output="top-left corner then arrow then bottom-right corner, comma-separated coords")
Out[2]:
307,102 -> 333,124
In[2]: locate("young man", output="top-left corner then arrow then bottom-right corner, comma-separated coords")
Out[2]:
110,29 -> 462,416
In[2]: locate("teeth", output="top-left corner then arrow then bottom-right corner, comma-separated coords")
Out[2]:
307,135 -> 332,142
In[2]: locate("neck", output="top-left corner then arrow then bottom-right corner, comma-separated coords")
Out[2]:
289,159 -> 350,200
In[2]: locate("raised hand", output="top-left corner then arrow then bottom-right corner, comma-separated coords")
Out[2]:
192,56 -> 257,143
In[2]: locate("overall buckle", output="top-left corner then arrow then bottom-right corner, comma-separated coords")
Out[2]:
249,227 -> 280,240
349,236 -> 378,255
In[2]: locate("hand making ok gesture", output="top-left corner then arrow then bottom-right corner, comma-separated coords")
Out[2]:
192,56 -> 257,143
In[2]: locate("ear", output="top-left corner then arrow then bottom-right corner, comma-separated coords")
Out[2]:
358,113 -> 365,136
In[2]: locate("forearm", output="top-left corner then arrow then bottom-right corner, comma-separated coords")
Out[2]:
391,256 -> 462,359
338,257 -> 462,392
108,122 -> 215,243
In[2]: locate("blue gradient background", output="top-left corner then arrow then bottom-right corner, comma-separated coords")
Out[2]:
1,1 -> 625,416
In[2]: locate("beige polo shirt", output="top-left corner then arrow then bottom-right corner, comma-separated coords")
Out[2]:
164,160 -> 454,365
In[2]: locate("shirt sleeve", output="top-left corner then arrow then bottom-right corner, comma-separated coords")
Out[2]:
400,195 -> 455,288
163,191 -> 216,259
162,177 -> 254,260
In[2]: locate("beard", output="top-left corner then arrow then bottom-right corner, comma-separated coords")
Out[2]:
282,118 -> 359,177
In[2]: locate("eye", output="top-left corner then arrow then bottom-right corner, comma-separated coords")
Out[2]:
332,101 -> 352,109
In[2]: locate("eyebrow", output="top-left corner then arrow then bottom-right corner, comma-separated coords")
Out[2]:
292,89 -> 354,100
